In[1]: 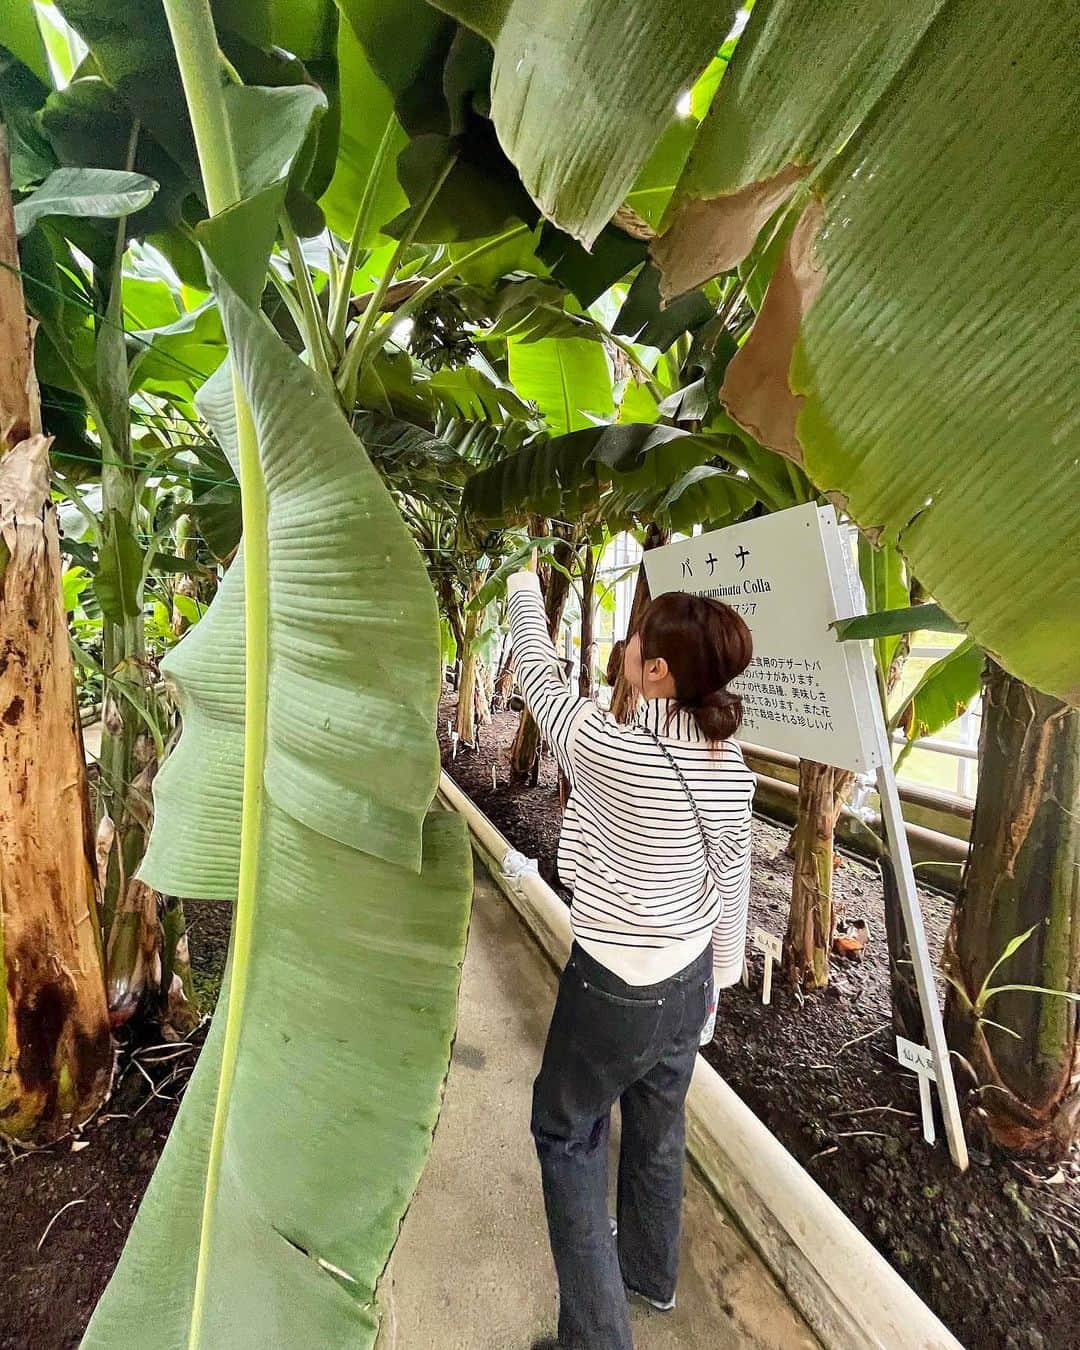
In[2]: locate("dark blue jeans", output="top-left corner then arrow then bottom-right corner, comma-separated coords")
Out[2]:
531,942 -> 713,1350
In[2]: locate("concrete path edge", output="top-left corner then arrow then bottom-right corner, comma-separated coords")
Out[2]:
438,771 -> 964,1350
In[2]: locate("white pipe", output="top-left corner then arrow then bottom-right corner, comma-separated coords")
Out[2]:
439,771 -> 964,1350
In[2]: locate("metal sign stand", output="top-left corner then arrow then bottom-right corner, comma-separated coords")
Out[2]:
825,517 -> 970,1172
872,717 -> 969,1170
646,504 -> 970,1170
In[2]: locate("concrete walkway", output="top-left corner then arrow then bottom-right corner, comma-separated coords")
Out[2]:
377,863 -> 819,1350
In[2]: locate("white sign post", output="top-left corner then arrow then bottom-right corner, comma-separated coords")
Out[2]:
645,503 -> 968,1170
753,927 -> 783,1005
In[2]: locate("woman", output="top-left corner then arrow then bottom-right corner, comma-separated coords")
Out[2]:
506,570 -> 755,1350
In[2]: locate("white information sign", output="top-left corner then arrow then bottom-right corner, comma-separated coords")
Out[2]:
643,503 -> 881,773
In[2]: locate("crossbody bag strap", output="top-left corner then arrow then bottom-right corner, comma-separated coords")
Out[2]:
637,723 -> 710,864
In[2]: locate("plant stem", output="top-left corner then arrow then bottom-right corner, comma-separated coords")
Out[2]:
336,154 -> 456,407
280,216 -> 334,384
267,265 -> 307,335
159,3 -> 267,1345
328,113 -> 398,352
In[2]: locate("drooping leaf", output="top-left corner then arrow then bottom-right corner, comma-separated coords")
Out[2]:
13,167 -> 158,236
613,263 -> 713,352
462,423 -> 744,528
431,0 -> 738,246
335,0 -> 456,136
834,603 -> 963,643
94,508 -> 145,623
537,221 -> 647,308
507,334 -> 613,436
85,247 -> 471,1350
890,638 -> 984,752
386,126 -> 538,243
654,1 -> 1080,702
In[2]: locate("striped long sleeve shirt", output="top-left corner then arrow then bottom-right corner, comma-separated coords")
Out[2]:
507,572 -> 755,987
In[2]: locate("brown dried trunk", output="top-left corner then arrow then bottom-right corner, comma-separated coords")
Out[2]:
0,133 -> 111,1139
784,760 -> 854,990
609,524 -> 669,723
944,662 -> 1080,1155
0,440 -> 113,1138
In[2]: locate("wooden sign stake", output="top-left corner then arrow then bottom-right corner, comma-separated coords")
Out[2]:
753,927 -> 782,1005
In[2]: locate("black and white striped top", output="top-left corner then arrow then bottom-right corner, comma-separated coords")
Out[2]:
507,573 -> 755,987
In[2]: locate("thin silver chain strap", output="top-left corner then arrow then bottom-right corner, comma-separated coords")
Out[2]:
637,723 -> 710,863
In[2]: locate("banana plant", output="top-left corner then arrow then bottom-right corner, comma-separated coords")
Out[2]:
81,3 -> 471,1344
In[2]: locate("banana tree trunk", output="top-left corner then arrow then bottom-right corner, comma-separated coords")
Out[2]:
456,594 -> 482,746
93,246 -> 195,1033
945,662 -> 1080,1154
0,136 -> 111,1140
784,761 -> 854,990
510,528 -> 576,782
578,542 -> 598,701
610,523 -> 669,723
0,438 -> 114,1139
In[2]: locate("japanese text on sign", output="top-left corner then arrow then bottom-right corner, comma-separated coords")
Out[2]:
643,504 -> 881,773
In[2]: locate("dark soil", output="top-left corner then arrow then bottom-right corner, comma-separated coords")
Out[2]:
441,692 -> 1080,1350
0,898 -> 231,1350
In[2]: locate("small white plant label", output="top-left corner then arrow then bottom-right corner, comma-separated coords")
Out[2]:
752,927 -> 783,1005
896,1034 -> 937,1145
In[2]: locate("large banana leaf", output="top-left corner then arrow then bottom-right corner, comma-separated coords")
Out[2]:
651,1 -> 1080,703
462,422 -> 756,530
83,72 -> 472,1349
432,0 -> 738,246
84,263 -> 472,1348
507,334 -> 613,436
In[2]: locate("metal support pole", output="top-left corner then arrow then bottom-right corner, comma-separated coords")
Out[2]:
874,720 -> 969,1171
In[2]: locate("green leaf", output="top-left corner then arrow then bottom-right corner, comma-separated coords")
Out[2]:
431,0 -> 738,246
93,509 -> 145,623
387,128 -> 537,243
833,603 -> 963,643
974,925 -> 1041,1010
171,593 -> 204,625
85,237 -> 471,1348
13,167 -> 158,235
613,264 -> 713,353
653,1 -> 947,296
889,638 -> 983,749
858,535 -> 908,677
507,334 -> 613,436
128,300 -> 227,394
0,0 -> 51,84
317,18 -> 407,240
39,77 -> 191,237
335,0 -> 455,136
62,565 -> 92,613
654,1 -> 1080,702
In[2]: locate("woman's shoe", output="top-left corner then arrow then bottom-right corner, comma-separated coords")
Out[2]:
625,1284 -> 676,1312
